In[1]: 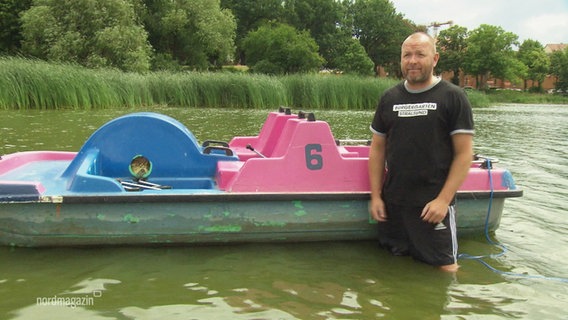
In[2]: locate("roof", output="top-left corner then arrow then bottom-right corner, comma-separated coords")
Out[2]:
544,43 -> 567,54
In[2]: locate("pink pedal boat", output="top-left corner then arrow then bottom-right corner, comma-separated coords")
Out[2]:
0,109 -> 522,247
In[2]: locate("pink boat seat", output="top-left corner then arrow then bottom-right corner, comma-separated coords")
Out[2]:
217,117 -> 370,192
228,109 -> 297,160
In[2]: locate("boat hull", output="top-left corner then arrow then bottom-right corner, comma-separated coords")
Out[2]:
0,191 -> 519,247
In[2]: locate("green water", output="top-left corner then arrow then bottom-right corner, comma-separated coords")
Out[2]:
1,105 -> 567,319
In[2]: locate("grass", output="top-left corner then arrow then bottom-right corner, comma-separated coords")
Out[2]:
1,57 -> 566,110
484,89 -> 568,105
465,90 -> 492,108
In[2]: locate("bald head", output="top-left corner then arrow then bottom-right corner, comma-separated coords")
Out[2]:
402,32 -> 437,55
400,32 -> 439,89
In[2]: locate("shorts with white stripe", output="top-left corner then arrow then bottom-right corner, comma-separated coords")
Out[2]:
378,203 -> 458,266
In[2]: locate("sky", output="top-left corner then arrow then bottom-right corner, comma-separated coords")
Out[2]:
390,0 -> 568,45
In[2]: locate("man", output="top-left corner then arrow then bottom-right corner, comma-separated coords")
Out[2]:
368,32 -> 474,272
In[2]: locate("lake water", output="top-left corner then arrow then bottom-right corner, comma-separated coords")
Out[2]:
1,105 -> 567,319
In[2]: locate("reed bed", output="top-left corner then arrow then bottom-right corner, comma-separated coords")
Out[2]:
0,57 -> 404,110
281,74 -> 396,110
465,90 -> 491,108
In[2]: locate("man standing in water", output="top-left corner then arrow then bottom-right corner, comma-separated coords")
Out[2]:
368,32 -> 474,272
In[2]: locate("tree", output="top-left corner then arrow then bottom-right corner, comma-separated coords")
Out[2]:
242,22 -> 324,74
0,0 -> 32,54
20,0 -> 151,72
220,0 -> 283,65
141,0 -> 236,70
462,24 -> 522,89
436,25 -> 469,85
280,0 -> 372,74
221,0 -> 372,74
323,34 -> 374,75
517,39 -> 550,91
283,0 -> 342,43
284,0 -> 337,68
348,0 -> 414,76
550,47 -> 568,93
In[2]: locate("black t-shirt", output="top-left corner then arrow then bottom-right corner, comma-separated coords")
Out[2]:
370,79 -> 474,206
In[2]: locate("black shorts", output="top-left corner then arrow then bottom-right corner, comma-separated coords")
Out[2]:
377,203 -> 458,266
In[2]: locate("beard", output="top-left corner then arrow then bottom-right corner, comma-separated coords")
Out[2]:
402,68 -> 431,85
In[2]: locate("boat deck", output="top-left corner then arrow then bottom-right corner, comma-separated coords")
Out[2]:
0,159 -> 69,190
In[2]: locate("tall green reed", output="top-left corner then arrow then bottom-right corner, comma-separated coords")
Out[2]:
281,74 -> 397,110
465,90 -> 491,108
0,57 -> 125,109
0,57 -> 399,110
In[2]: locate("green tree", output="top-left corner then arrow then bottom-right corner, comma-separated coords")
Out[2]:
348,0 -> 414,76
141,0 -> 236,70
20,0 -> 151,72
282,0 -> 372,74
324,35 -> 374,75
220,0 -> 283,65
222,0 -> 373,75
436,25 -> 469,85
242,22 -> 324,74
462,24 -> 521,89
283,0 -> 342,42
550,47 -> 568,93
518,39 -> 550,91
0,0 -> 32,54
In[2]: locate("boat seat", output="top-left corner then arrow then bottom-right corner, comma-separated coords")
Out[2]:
62,112 -> 238,192
217,117 -> 370,192
228,108 -> 297,160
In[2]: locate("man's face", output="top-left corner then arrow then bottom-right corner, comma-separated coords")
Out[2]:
401,36 -> 439,86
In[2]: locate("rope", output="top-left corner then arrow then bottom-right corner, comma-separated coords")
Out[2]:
458,158 -> 568,283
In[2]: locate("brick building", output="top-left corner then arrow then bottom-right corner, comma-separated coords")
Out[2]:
439,43 -> 567,91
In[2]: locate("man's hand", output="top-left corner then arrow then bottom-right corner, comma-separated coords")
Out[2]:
420,198 -> 449,224
369,197 -> 388,222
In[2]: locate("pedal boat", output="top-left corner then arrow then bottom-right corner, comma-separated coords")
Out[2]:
0,109 -> 522,247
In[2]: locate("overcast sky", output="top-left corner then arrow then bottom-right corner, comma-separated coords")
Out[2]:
390,0 -> 568,45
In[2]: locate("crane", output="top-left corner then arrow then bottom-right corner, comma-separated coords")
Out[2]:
428,20 -> 453,38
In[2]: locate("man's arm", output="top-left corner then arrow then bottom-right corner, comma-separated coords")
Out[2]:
368,134 -> 387,221
421,133 -> 473,224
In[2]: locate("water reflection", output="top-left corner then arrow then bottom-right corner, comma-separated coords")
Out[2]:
120,298 -> 297,319
2,242 -> 460,319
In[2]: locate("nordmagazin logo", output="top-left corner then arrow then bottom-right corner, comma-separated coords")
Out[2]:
36,290 -> 101,308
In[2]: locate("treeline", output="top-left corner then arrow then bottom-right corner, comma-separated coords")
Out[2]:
437,25 -> 568,92
1,0 -> 410,76
1,0 -> 567,94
